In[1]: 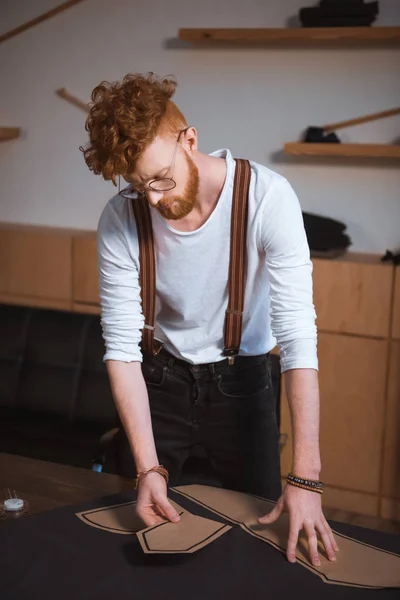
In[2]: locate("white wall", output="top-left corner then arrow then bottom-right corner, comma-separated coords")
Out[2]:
0,0 -> 399,253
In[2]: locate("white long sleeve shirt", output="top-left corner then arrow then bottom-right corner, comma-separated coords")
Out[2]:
97,148 -> 318,372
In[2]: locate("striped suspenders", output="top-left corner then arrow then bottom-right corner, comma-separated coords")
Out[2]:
131,158 -> 251,364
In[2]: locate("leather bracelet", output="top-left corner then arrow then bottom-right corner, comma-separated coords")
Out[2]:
286,473 -> 324,494
286,479 -> 323,494
135,465 -> 169,490
287,473 -> 323,488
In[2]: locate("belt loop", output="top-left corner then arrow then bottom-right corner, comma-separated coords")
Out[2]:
228,356 -> 235,366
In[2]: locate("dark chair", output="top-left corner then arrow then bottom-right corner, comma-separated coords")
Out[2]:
0,303 -> 119,471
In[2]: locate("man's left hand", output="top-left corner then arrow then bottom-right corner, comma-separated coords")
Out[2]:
258,484 -> 339,566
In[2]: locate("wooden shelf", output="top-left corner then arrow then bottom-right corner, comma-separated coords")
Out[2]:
0,127 -> 20,141
179,27 -> 400,46
284,142 -> 400,159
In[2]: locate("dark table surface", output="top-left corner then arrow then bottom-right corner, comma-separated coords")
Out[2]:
1,484 -> 400,600
1,453 -> 400,600
0,452 -> 133,520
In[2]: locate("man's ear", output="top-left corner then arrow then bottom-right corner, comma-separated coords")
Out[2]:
184,126 -> 198,152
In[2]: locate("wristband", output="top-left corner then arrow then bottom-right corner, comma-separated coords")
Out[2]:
135,465 -> 169,490
286,473 -> 324,494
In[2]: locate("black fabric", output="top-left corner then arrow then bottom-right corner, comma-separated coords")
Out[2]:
1,488 -> 399,600
299,0 -> 378,26
300,15 -> 376,26
116,348 -> 282,501
303,1 -> 379,16
302,212 -> 351,255
303,127 -> 341,143
381,250 -> 400,266
320,0 -> 367,3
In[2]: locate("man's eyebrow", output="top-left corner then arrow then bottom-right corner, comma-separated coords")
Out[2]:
152,167 -> 169,178
134,168 -> 169,185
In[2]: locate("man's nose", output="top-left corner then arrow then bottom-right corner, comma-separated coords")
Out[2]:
146,189 -> 164,207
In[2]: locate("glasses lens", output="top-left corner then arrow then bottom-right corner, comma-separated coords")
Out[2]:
148,178 -> 176,192
119,187 -> 141,199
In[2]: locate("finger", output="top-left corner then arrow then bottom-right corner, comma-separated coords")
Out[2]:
287,516 -> 300,564
152,503 -> 168,520
325,520 -> 339,552
136,505 -> 161,527
304,521 -> 321,566
321,516 -> 340,552
258,502 -> 283,525
156,496 -> 181,523
315,521 -> 337,561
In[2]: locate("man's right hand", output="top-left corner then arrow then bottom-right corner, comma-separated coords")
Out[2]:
135,472 -> 181,527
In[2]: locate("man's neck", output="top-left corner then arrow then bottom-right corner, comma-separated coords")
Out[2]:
165,152 -> 227,232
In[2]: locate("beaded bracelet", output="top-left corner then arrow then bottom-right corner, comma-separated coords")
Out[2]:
135,465 -> 169,490
286,473 -> 324,494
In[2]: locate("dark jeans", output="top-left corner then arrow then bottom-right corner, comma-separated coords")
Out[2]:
117,348 -> 282,501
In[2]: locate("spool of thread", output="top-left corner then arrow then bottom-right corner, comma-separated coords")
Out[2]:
1,495 -> 28,519
4,498 -> 24,512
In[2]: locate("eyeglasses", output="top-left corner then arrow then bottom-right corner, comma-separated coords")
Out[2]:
119,126 -> 190,200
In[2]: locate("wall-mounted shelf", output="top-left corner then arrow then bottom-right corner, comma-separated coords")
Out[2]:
0,127 -> 20,141
284,142 -> 400,159
178,27 -> 400,46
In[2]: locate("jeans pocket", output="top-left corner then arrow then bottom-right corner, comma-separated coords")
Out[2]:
141,361 -> 167,387
217,358 -> 271,399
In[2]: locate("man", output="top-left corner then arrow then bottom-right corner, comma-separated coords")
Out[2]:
81,72 -> 339,566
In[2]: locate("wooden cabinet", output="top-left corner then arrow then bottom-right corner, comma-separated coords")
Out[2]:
0,223 -> 399,520
281,254 -> 397,517
382,342 -> 400,507
312,255 -> 393,338
318,333 -> 387,494
72,233 -> 100,313
318,334 -> 387,495
0,225 -> 101,314
392,267 -> 400,340
280,333 -> 388,514
0,224 -> 72,310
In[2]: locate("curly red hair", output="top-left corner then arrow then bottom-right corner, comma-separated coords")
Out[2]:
80,72 -> 188,185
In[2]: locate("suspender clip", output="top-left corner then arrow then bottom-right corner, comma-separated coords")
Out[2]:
223,348 -> 239,366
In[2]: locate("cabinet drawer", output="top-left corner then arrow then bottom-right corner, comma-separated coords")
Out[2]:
312,256 -> 392,337
382,341 -> 400,501
72,234 -> 100,305
280,332 -> 388,495
0,228 -> 71,301
392,267 -> 400,340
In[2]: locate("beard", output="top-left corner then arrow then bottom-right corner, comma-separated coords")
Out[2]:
156,152 -> 200,221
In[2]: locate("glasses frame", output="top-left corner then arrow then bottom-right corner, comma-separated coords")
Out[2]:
119,126 -> 191,199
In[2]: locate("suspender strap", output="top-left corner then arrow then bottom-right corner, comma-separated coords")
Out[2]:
223,159 -> 251,362
131,195 -> 162,356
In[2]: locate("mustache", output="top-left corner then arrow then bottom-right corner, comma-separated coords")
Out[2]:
158,200 -> 174,210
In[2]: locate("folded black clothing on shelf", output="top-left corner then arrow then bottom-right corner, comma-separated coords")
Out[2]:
320,0 -> 368,5
300,2 -> 378,18
302,212 -> 352,255
303,127 -> 341,143
300,15 -> 376,27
